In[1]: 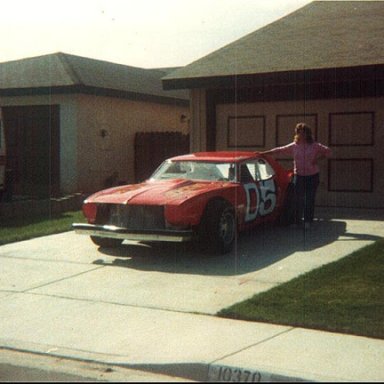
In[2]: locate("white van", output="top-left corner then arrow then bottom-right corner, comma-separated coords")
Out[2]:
0,108 -> 6,194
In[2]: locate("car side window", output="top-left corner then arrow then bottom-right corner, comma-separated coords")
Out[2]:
257,159 -> 275,180
241,159 -> 275,182
240,163 -> 256,183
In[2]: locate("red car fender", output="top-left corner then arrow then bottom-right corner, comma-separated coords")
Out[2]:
165,197 -> 206,228
164,185 -> 240,228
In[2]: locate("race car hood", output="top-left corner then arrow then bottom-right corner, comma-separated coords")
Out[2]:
85,179 -> 235,206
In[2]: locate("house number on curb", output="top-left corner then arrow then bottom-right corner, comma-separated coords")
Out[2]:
209,365 -> 261,382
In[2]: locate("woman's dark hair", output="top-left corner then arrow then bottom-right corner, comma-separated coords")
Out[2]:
294,122 -> 314,144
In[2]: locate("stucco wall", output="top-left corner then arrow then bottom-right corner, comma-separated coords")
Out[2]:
76,94 -> 189,192
1,93 -> 189,196
192,91 -> 384,208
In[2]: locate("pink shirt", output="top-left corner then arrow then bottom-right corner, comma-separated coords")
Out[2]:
269,142 -> 331,176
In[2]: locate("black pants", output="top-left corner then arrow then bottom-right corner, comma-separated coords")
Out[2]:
293,173 -> 320,224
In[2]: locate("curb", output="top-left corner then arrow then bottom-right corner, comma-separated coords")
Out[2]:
0,344 -> 322,382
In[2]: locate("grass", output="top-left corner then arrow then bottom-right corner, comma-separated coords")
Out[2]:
218,238 -> 384,339
0,210 -> 85,245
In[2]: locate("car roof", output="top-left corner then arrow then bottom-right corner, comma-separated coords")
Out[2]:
169,151 -> 260,163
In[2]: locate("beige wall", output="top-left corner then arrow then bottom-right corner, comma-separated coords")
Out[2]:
76,94 -> 189,192
191,91 -> 384,208
1,93 -> 189,195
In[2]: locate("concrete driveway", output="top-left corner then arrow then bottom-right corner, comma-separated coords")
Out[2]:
0,207 -> 383,381
1,208 -> 383,315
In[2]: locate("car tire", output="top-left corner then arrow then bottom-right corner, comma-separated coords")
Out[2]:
199,200 -> 236,254
90,236 -> 122,248
278,183 -> 295,226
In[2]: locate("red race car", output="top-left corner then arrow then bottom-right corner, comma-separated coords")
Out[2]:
73,152 -> 294,254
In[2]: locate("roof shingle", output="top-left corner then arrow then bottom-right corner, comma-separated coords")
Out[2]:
163,1 -> 384,88
0,52 -> 188,102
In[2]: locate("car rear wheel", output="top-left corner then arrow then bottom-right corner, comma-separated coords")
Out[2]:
199,200 -> 236,254
90,236 -> 122,248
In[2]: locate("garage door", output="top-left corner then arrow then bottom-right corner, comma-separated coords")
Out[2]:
215,98 -> 384,208
3,105 -> 60,198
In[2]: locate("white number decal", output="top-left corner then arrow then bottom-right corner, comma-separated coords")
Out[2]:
244,179 -> 277,222
244,183 -> 259,222
258,179 -> 276,216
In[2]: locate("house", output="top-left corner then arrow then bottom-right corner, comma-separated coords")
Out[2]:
0,52 -> 189,198
163,1 -> 384,208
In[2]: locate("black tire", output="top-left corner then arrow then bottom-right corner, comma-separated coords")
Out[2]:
278,183 -> 295,226
90,236 -> 122,248
199,200 -> 236,254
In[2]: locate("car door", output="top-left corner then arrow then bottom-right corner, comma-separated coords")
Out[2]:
239,158 -> 278,225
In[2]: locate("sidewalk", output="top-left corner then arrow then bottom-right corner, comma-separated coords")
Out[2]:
0,207 -> 383,381
1,299 -> 383,382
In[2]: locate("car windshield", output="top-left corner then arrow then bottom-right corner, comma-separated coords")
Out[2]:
151,160 -> 237,182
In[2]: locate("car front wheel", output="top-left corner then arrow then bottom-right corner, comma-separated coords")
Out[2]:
199,200 -> 236,254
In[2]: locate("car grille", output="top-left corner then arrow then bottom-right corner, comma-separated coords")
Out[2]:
97,204 -> 166,230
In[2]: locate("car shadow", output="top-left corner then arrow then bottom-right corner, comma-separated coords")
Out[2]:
92,219 -> 381,276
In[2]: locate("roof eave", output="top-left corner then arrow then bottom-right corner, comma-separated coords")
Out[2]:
162,64 -> 384,90
0,84 -> 189,106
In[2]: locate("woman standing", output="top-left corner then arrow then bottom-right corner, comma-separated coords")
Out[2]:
261,123 -> 331,229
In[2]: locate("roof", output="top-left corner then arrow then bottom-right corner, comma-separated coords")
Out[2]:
163,1 -> 384,89
171,151 -> 258,162
0,52 -> 188,104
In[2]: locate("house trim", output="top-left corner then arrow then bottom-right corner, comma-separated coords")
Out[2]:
0,85 -> 189,107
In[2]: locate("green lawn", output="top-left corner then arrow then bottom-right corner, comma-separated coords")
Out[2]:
218,238 -> 384,339
0,211 -> 85,245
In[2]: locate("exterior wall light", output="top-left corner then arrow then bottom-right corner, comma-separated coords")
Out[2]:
100,129 -> 109,138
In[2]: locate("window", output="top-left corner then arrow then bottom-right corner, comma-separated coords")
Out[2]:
240,159 -> 275,182
257,159 -> 275,180
152,160 -> 236,182
240,163 -> 256,183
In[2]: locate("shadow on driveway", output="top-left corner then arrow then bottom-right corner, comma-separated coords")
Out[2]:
91,219 -> 380,276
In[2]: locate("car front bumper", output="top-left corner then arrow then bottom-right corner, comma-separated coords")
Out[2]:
72,223 -> 194,243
